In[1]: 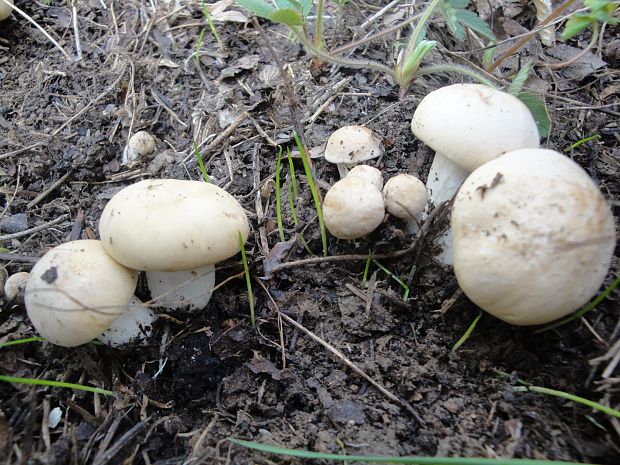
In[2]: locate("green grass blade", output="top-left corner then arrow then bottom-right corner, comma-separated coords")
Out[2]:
192,140 -> 210,183
292,130 -> 328,256
0,337 -> 45,348
372,259 -> 409,299
275,146 -> 286,242
513,385 -> 620,419
564,134 -> 601,151
286,148 -> 299,198
451,311 -> 482,352
361,250 -> 373,288
196,27 -> 206,65
535,274 -> 620,333
228,438 -> 596,464
0,375 -> 114,396
238,231 -> 255,326
201,0 -> 224,50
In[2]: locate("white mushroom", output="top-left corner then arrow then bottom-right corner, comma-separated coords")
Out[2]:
25,240 -> 138,347
0,0 -> 13,21
382,174 -> 428,233
99,179 -> 249,311
97,296 -> 157,347
346,165 -> 383,191
123,131 -> 156,165
4,271 -> 29,304
452,148 -> 616,325
323,176 -> 385,240
411,84 -> 540,263
324,126 -> 384,178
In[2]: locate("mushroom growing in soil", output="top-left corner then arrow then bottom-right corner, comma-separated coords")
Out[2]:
123,131 -> 156,165
24,240 -> 138,347
411,84 -> 539,263
323,176 -> 385,240
99,179 -> 249,311
382,174 -> 428,232
0,0 -> 13,21
324,126 -> 384,178
346,164 -> 383,191
97,296 -> 157,347
451,148 -> 616,325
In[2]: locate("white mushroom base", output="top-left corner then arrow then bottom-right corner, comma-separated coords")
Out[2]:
146,265 -> 215,311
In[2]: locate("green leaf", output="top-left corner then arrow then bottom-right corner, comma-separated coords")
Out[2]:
269,7 -> 304,26
507,62 -> 532,96
400,40 -> 436,80
234,0 -> 276,19
561,15 -> 594,40
454,9 -> 495,40
517,92 -> 551,139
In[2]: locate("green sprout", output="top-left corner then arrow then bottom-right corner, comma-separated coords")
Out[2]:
0,375 -> 114,396
238,230 -> 255,326
451,311 -> 482,352
275,146 -> 286,242
192,140 -> 210,183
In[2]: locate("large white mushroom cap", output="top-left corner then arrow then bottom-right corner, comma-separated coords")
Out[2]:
25,240 -> 138,347
323,176 -> 385,239
411,84 -> 540,173
324,126 -> 384,177
99,179 -> 249,271
452,148 -> 616,325
0,0 -> 13,21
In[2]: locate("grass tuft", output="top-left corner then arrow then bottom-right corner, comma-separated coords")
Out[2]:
238,230 -> 254,326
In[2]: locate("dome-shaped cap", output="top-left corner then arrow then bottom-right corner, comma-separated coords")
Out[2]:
324,126 -> 384,165
411,84 -> 539,172
99,179 -> 249,271
452,148 -> 616,325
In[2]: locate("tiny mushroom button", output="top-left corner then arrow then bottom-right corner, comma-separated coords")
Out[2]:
324,126 -> 384,178
451,148 -> 616,325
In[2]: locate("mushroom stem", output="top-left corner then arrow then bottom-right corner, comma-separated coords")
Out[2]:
336,163 -> 354,178
419,153 -> 469,264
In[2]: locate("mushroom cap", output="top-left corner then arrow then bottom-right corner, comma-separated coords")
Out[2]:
382,174 -> 428,220
346,164 -> 383,191
411,84 -> 540,172
4,271 -> 29,303
0,0 -> 13,21
125,131 -> 156,163
323,176 -> 385,239
25,240 -> 138,347
452,148 -> 616,325
99,179 -> 249,271
324,126 -> 384,165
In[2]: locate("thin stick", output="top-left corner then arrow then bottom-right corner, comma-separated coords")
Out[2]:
0,214 -> 69,242
0,0 -> 73,61
27,170 -> 73,209
71,1 -> 82,61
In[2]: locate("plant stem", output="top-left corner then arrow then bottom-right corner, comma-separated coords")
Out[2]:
275,146 -> 285,242
403,0 -> 442,57
314,0 -> 325,49
415,64 -> 497,87
291,27 -> 394,76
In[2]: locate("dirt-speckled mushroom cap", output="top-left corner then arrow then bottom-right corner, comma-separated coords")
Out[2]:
0,0 -> 13,21
346,165 -> 383,191
382,174 -> 427,220
411,84 -> 539,172
25,240 -> 138,347
323,176 -> 385,239
324,126 -> 384,165
452,148 -> 616,325
99,179 -> 249,271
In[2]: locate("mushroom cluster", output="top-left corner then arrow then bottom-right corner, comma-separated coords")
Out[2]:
23,179 -> 249,347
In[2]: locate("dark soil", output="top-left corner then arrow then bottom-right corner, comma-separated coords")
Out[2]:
1,1 -> 619,464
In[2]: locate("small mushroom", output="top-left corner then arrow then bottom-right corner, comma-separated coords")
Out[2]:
323,176 -> 385,239
123,131 -> 156,164
346,165 -> 383,191
99,179 -> 249,311
4,271 -> 29,304
324,126 -> 384,178
24,240 -> 138,347
0,0 -> 13,21
451,148 -> 616,325
382,174 -> 428,232
411,84 -> 540,263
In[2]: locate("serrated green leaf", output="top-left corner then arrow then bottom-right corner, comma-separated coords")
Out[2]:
235,0 -> 276,19
269,8 -> 304,26
518,92 -> 551,139
454,9 -> 495,40
561,15 -> 593,40
507,62 -> 532,96
447,0 -> 470,9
